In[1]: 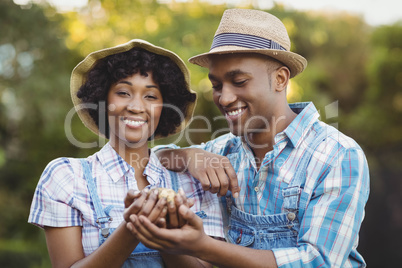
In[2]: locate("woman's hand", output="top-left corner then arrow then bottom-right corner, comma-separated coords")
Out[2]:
166,188 -> 194,229
123,188 -> 167,226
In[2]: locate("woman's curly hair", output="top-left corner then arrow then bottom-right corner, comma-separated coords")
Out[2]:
76,47 -> 196,139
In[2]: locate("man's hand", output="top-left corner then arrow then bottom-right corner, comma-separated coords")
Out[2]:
157,148 -> 239,198
126,204 -> 210,256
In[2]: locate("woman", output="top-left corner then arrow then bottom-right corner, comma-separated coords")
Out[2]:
28,39 -> 224,267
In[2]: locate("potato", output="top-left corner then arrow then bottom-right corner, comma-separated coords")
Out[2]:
157,187 -> 176,203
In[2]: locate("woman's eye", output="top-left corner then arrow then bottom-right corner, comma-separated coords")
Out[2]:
116,91 -> 129,96
146,95 -> 157,99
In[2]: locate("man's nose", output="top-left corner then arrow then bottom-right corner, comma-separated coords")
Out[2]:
218,86 -> 237,107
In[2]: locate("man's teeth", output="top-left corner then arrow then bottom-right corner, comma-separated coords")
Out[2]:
123,119 -> 146,126
227,108 -> 244,116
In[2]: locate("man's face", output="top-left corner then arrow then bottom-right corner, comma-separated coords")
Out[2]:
208,53 -> 282,137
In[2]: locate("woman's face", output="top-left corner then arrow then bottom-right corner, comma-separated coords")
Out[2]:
107,72 -> 163,147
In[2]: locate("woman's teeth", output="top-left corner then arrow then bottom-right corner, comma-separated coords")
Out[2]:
123,119 -> 146,127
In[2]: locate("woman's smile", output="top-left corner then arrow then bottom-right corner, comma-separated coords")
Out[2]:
122,117 -> 147,128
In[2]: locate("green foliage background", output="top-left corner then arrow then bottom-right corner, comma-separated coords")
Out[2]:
1,0 -> 401,267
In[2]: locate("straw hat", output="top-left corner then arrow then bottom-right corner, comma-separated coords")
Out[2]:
189,9 -> 307,78
70,39 -> 196,139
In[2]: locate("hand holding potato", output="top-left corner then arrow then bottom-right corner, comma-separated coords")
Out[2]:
124,187 -> 194,230
159,187 -> 194,229
123,188 -> 167,226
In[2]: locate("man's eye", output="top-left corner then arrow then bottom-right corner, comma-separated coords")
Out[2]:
212,84 -> 222,90
234,80 -> 247,86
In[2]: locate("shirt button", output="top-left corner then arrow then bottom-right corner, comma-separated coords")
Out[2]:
287,212 -> 296,221
254,186 -> 259,192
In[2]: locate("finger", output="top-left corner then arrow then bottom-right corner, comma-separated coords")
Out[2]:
222,159 -> 239,198
167,199 -> 178,228
178,188 -> 188,205
126,221 -> 137,236
134,188 -> 149,206
156,217 -> 167,228
147,197 -> 167,223
187,197 -> 195,208
130,219 -> 165,251
155,206 -> 168,228
206,169 -> 220,194
178,204 -> 203,230
160,206 -> 168,219
133,214 -> 154,239
139,215 -> 182,242
197,172 -> 212,192
126,213 -> 141,235
139,189 -> 159,217
123,190 -> 147,221
124,189 -> 141,208
174,194 -> 186,227
215,168 -> 229,197
134,215 -> 173,250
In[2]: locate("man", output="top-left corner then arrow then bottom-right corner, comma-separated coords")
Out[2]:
126,9 -> 370,268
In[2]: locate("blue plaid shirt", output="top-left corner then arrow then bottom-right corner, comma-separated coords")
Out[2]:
157,102 -> 369,268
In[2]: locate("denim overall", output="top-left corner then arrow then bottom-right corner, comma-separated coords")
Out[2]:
222,127 -> 331,250
80,160 -> 181,267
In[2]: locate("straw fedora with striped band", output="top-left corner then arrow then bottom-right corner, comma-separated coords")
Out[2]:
70,39 -> 196,139
189,9 -> 307,78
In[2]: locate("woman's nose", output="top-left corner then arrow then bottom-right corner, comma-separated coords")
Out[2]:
127,97 -> 145,113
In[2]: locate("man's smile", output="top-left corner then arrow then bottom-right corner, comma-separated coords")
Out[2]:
225,107 -> 247,120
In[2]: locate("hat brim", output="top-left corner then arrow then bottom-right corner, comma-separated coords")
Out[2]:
189,47 -> 307,78
70,39 -> 196,139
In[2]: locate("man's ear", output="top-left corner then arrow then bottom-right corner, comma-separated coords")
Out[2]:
274,66 -> 290,92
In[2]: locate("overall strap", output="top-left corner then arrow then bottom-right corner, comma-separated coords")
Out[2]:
80,159 -> 113,238
167,170 -> 179,192
220,153 -> 240,237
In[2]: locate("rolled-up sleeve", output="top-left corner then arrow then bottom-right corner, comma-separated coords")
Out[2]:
152,133 -> 237,156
